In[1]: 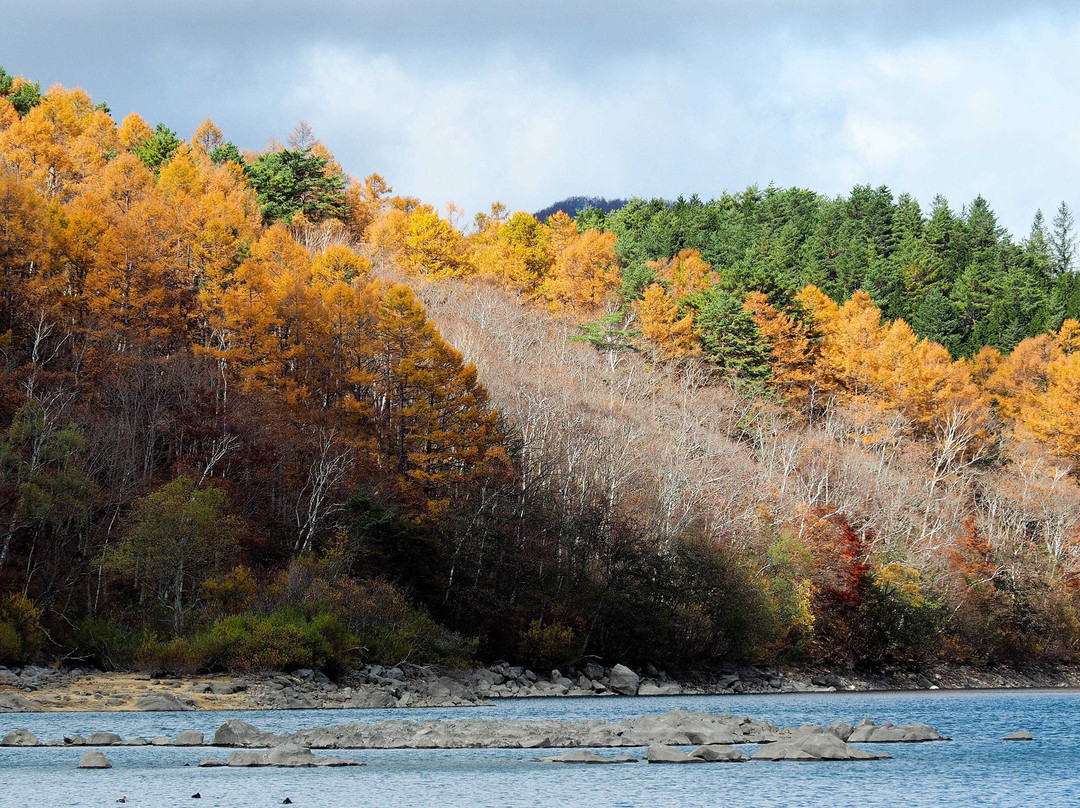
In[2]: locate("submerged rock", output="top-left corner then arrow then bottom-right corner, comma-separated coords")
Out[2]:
539,750 -> 638,763
78,750 -> 112,769
1003,730 -> 1034,741
646,744 -> 707,763
846,720 -> 948,743
690,744 -> 749,762
752,726 -> 890,761
222,745 -> 363,767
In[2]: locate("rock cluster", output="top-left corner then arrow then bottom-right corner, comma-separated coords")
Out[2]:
201,710 -> 946,752
198,744 -> 363,768
1,728 -> 41,746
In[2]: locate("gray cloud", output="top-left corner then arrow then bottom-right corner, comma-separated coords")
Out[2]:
4,1 -> 1080,234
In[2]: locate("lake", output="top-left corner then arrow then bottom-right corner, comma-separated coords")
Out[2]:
1,689 -> 1075,807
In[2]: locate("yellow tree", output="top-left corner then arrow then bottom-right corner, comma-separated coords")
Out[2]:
744,290 -> 816,406
118,113 -> 153,151
635,283 -> 699,360
0,97 -> 17,131
648,249 -> 716,299
895,337 -> 980,433
793,285 -> 844,407
1020,321 -> 1080,469
72,152 -> 195,356
538,227 -> 619,316
203,225 -> 302,400
190,118 -> 224,156
0,86 -> 116,201
344,173 -> 394,240
402,206 -> 472,278
985,333 -> 1059,423
312,244 -> 371,286
473,211 -> 551,294
368,284 -> 504,497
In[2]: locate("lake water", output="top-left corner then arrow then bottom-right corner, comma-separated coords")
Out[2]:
1,689 -> 1076,807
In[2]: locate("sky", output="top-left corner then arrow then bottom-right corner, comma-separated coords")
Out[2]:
4,0 -> 1080,236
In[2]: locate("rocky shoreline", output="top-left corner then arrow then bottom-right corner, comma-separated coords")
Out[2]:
2,660 -> 1079,713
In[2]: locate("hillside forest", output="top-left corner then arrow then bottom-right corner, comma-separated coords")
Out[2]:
2,68 -> 1080,675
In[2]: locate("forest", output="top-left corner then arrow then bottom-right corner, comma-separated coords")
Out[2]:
1,67 -> 1080,676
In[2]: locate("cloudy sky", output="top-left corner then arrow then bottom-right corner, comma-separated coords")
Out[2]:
4,1 -> 1080,235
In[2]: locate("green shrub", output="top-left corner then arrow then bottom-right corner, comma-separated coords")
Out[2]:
139,635 -> 203,673
349,591 -> 476,667
62,617 -> 142,669
0,621 -> 22,664
0,593 -> 45,666
137,610 -> 358,674
519,618 -> 579,668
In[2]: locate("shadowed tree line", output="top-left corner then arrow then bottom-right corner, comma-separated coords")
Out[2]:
1,68 -> 1079,677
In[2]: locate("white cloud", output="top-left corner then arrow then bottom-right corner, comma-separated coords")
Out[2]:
279,12 -> 1080,235
8,2 -> 1080,234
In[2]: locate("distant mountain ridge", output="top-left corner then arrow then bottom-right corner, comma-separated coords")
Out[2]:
533,196 -> 627,221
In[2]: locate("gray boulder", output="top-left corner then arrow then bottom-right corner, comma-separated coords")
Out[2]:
226,750 -> 268,767
608,664 -> 640,696
0,693 -> 36,712
826,721 -> 854,741
88,732 -> 122,746
78,750 -> 112,769
175,731 -> 205,746
0,667 -> 21,687
637,681 -> 682,696
198,757 -> 227,767
582,663 -> 604,680
752,727 -> 889,761
134,692 -> 193,711
213,719 -> 268,747
847,720 -> 948,743
646,743 -> 707,763
690,744 -> 749,762
1003,730 -> 1034,741
1,728 -> 41,746
540,750 -> 638,763
265,743 -> 363,767
266,743 -> 321,767
351,688 -> 396,709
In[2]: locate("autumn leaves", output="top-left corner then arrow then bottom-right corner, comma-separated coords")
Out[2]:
0,81 -> 505,514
